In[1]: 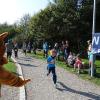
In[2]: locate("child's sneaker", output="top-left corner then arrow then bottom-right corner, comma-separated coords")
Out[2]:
47,73 -> 49,76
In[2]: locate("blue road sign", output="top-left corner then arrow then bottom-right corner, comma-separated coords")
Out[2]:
92,33 -> 100,54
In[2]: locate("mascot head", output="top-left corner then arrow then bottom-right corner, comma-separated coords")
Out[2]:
0,32 -> 9,64
0,32 -> 8,56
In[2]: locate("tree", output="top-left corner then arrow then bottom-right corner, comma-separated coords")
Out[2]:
14,0 -> 100,52
17,14 -> 31,41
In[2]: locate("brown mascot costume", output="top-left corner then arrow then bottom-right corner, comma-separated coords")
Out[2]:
0,32 -> 30,96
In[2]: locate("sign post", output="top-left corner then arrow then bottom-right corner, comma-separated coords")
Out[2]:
91,0 -> 96,77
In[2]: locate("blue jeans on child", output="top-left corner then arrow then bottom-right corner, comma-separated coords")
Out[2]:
47,67 -> 57,84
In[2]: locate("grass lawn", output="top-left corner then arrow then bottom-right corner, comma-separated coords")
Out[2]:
29,51 -> 100,86
79,60 -> 100,86
4,59 -> 17,73
57,59 -> 100,86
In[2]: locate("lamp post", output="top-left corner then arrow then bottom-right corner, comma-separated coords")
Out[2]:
91,0 -> 96,77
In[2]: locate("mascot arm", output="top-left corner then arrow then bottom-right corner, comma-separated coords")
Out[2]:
0,67 -> 30,87
0,32 -> 30,87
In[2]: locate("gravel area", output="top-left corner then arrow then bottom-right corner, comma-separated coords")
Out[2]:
15,51 -> 100,100
0,84 -> 19,100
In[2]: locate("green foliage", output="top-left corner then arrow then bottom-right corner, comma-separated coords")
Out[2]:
26,0 -> 94,51
16,14 -> 31,41
4,61 -> 16,73
1,0 -> 100,52
0,23 -> 19,41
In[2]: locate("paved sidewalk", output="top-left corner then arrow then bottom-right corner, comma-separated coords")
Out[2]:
16,51 -> 100,100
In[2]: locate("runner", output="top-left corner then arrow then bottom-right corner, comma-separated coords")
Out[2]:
47,49 -> 57,88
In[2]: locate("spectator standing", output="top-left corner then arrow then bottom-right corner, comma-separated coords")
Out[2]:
32,42 -> 37,55
22,42 -> 27,55
87,40 -> 96,75
27,42 -> 31,53
43,41 -> 49,58
5,39 -> 14,61
64,40 -> 70,61
54,43 -> 60,60
13,42 -> 18,58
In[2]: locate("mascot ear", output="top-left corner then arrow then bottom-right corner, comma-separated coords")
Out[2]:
0,32 -> 9,41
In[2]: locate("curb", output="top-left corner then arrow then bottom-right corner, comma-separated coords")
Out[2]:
11,57 -> 26,100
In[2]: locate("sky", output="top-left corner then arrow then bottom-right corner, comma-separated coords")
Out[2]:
0,0 -> 49,25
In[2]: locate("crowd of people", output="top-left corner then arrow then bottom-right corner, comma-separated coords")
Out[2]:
43,40 -> 85,74
5,40 -> 35,59
43,40 -> 70,60
5,39 -> 96,75
45,39 -> 97,86
3,38 -> 97,88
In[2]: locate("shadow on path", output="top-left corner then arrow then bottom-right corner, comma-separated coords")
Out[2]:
18,57 -> 33,61
18,62 -> 38,67
57,82 -> 100,100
